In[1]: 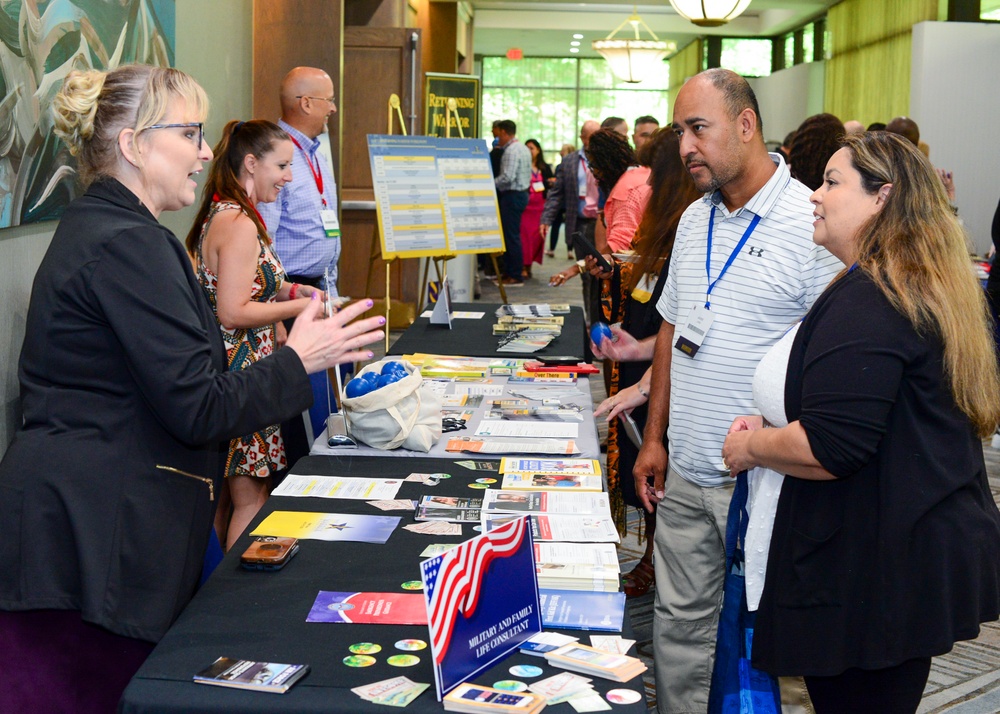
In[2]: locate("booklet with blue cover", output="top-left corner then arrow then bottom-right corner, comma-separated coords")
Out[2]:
538,589 -> 625,632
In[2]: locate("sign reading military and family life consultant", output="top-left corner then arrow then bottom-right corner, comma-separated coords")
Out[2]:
420,515 -> 542,700
368,135 -> 504,259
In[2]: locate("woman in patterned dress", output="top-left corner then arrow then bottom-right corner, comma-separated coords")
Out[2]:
186,120 -> 323,550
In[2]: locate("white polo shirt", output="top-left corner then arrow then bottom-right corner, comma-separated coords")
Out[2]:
656,154 -> 843,488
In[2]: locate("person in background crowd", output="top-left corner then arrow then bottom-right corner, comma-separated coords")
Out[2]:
519,138 -> 553,279
493,119 -> 532,286
541,119 -> 600,321
0,64 -> 384,712
633,115 -> 660,150
602,115 -> 629,139
257,67 -> 340,296
788,113 -> 846,191
843,119 -> 864,135
490,119 -> 505,177
591,128 -> 701,598
633,68 -> 841,713
777,129 -> 796,164
723,131 -> 1000,714
186,120 -> 325,550
886,115 -> 956,205
867,121 -> 887,131
544,143 -> 576,257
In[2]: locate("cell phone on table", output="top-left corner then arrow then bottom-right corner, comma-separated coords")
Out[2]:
537,355 -> 584,365
573,232 -> 613,273
240,536 -> 299,571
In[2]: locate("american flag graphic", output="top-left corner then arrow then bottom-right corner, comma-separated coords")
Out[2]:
423,516 -> 527,663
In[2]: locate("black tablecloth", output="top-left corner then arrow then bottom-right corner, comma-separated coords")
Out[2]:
388,303 -> 589,360
121,456 -> 645,713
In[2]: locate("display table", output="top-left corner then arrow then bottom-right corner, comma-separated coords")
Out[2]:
387,303 -> 588,360
120,456 -> 645,713
309,375 -> 601,460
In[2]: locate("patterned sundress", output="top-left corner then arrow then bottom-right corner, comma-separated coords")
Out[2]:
195,200 -> 286,479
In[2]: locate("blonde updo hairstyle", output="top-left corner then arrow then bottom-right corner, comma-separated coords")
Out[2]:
52,64 -> 208,186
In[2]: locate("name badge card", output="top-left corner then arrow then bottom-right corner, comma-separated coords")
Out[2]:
531,181 -> 545,193
674,305 -> 714,357
321,209 -> 341,238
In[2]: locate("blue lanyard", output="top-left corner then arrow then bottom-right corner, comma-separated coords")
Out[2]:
705,206 -> 761,309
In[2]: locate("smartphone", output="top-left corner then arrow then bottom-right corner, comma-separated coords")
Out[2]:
573,232 -> 613,273
241,536 -> 300,571
537,355 -> 584,365
618,411 -> 643,449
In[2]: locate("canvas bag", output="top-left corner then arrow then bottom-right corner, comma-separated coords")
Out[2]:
708,470 -> 782,714
342,360 -> 442,451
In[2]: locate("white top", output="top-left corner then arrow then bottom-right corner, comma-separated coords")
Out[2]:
744,322 -> 798,612
656,154 -> 842,488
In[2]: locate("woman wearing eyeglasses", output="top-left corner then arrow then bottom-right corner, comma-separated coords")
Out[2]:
185,120 -> 323,551
0,65 -> 383,712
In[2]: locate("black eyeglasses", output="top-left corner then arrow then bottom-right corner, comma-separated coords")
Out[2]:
296,95 -> 336,105
142,122 -> 204,148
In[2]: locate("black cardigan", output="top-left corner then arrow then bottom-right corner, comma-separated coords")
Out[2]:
0,179 -> 313,642
753,269 -> 1000,676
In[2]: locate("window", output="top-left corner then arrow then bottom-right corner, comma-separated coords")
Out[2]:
983,0 -> 1000,19
481,57 -> 669,159
782,33 -> 794,70
720,38 -> 772,77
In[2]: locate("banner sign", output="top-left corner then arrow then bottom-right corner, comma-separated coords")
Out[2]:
420,516 -> 541,699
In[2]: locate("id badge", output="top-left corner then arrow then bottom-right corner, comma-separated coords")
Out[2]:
674,304 -> 715,357
531,180 -> 545,192
320,209 -> 341,238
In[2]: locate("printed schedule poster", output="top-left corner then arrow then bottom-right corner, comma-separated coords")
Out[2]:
367,135 -> 504,259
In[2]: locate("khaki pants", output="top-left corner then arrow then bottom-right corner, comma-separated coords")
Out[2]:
653,468 -> 733,714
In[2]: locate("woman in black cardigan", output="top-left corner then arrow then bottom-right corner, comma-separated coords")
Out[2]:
722,132 -> 1000,713
0,65 -> 384,712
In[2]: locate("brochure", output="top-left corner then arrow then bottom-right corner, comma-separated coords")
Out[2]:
538,589 -> 626,632
306,591 -> 428,625
482,513 -> 620,543
251,511 -> 399,544
193,657 -> 309,694
271,474 -> 403,500
482,490 -> 610,516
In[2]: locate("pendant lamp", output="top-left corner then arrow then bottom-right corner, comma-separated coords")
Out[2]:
669,0 -> 753,28
592,8 -> 675,84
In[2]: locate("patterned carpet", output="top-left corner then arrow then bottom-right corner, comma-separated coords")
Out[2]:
391,251 -> 1000,713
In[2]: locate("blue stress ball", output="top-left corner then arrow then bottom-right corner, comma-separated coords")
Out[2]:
375,373 -> 396,390
591,322 -> 613,346
345,376 -> 373,398
381,360 -> 405,376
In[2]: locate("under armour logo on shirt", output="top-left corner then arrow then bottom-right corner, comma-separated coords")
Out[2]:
747,246 -> 764,257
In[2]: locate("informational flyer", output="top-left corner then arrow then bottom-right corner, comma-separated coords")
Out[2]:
306,591 -> 428,625
250,511 -> 399,544
271,474 -> 403,500
368,135 -> 504,259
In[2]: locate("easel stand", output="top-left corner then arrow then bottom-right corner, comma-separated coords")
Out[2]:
490,252 -> 508,304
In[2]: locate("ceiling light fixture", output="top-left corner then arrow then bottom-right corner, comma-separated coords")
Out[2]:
570,47 -> 580,53
668,0 -> 753,28
592,6 -> 675,84
573,33 -> 584,39
571,41 -> 580,46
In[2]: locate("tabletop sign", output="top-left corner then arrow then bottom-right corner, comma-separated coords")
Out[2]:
420,515 -> 542,700
368,135 -> 505,259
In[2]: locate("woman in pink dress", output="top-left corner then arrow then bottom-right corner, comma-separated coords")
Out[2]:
520,139 -> 554,279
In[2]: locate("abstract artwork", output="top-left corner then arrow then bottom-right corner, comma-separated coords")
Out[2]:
0,0 -> 175,228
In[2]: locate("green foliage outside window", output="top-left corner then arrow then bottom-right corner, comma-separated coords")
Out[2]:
481,57 -> 669,158
720,38 -> 772,77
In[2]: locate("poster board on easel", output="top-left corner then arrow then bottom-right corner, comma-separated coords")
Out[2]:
367,135 -> 505,260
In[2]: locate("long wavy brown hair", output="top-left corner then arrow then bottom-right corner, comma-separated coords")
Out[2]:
629,128 -> 701,291
846,131 -> 1000,436
185,119 -> 290,254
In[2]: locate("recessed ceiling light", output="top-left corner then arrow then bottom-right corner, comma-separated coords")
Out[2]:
570,47 -> 580,53
573,34 -> 584,39
571,41 -> 580,46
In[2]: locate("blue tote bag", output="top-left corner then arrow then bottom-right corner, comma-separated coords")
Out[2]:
708,470 -> 781,714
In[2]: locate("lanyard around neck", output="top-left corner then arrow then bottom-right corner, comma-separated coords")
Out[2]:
289,136 -> 327,208
705,206 -> 761,309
